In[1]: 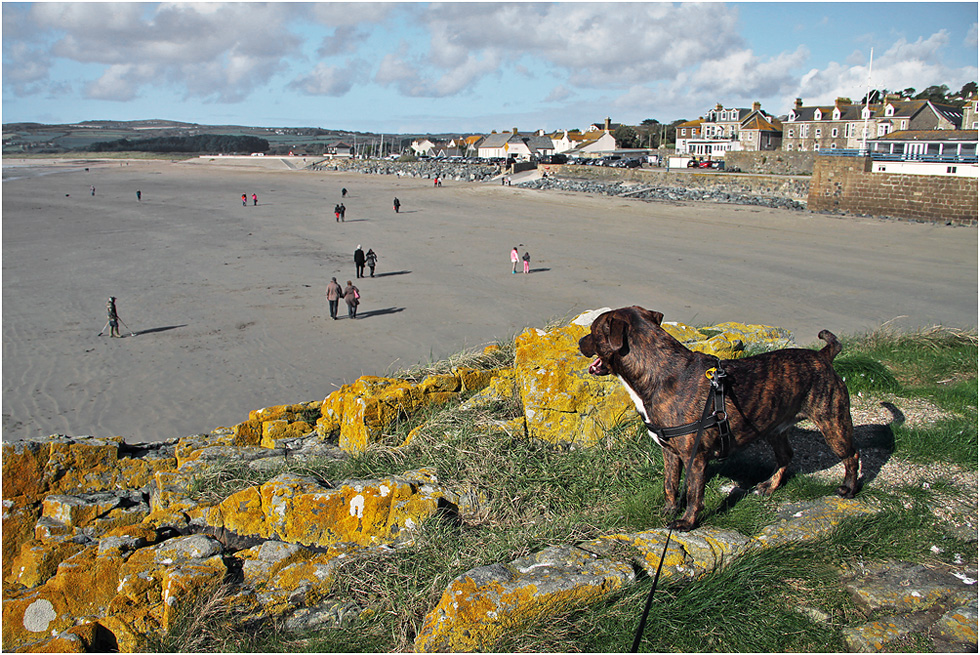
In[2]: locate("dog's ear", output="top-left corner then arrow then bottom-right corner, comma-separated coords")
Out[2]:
636,307 -> 664,326
606,314 -> 629,352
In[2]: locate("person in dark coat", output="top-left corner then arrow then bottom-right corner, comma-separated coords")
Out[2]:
354,245 -> 366,278
365,248 -> 378,277
393,197 -> 400,213
343,280 -> 360,319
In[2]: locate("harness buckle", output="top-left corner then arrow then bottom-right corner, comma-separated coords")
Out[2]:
705,367 -> 717,380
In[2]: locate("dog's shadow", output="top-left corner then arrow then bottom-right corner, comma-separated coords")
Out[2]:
707,401 -> 901,510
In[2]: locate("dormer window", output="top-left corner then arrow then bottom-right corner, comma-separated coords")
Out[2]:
789,111 -> 797,122
814,109 -> 822,120
862,107 -> 871,119
884,104 -> 895,116
833,108 -> 841,120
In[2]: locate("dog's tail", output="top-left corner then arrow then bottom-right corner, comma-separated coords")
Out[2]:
817,329 -> 842,361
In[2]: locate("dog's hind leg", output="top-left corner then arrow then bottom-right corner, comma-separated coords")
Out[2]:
814,417 -> 860,498
812,383 -> 861,498
757,431 -> 793,495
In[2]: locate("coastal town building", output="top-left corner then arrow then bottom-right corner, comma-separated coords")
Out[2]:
674,103 -> 781,156
781,97 -> 964,152
867,129 -> 978,177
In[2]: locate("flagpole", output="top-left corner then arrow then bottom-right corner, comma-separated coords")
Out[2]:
861,48 -> 873,155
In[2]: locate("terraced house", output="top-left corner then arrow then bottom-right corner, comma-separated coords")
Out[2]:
782,96 -> 964,151
675,103 -> 781,156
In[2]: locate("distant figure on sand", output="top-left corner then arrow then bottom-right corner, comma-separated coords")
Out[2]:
136,190 -> 141,202
511,247 -> 520,273
91,186 -> 96,196
252,193 -> 258,206
354,245 -> 366,278
325,277 -> 342,320
522,251 -> 530,274
393,197 -> 400,213
242,193 -> 247,206
342,187 -> 348,198
104,297 -> 121,338
343,280 -> 360,319
339,203 -> 346,221
365,248 -> 378,277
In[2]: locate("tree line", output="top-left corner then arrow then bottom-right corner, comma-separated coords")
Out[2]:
84,134 -> 270,154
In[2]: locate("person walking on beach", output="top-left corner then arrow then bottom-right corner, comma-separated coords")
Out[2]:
242,193 -> 247,206
91,186 -> 96,196
522,250 -> 531,274
365,248 -> 378,277
343,280 -> 360,319
334,204 -> 341,222
354,245 -> 366,278
325,277 -> 342,320
252,193 -> 258,206
342,187 -> 348,198
511,247 -> 520,273
136,190 -> 141,202
339,203 -> 346,222
104,297 -> 121,338
393,197 -> 400,213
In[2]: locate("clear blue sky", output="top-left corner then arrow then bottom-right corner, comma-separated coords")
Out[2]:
3,2 -> 977,134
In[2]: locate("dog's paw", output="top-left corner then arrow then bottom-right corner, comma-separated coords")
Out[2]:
836,484 -> 857,498
667,518 -> 696,532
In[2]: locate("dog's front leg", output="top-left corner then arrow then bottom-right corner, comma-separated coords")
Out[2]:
669,452 -> 708,532
661,448 -> 683,515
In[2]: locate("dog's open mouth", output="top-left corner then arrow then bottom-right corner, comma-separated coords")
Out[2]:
588,357 -> 609,375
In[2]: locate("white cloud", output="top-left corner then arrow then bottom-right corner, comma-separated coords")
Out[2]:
291,60 -> 367,96
22,3 -> 304,102
790,30 -> 977,107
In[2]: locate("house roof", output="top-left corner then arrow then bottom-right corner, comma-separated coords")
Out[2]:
675,119 -> 703,129
873,129 -> 977,143
741,114 -> 782,132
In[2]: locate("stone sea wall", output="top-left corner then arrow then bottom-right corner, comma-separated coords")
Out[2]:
3,310 -> 976,652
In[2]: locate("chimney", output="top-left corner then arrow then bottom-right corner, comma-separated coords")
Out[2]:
795,98 -> 803,110
512,127 -> 518,134
835,97 -> 851,108
604,117 -> 611,131
752,101 -> 761,112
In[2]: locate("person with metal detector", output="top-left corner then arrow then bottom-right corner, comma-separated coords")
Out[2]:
99,297 -> 136,337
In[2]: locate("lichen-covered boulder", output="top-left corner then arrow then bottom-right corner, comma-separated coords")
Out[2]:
203,469 -> 445,549
415,543 -> 635,652
514,309 -> 633,447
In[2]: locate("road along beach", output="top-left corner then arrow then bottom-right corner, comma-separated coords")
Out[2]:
3,157 -> 977,443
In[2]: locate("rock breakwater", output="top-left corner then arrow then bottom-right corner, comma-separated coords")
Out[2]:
308,158 -> 502,182
517,176 -> 808,210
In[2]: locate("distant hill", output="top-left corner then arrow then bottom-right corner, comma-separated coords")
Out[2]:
2,119 -> 457,156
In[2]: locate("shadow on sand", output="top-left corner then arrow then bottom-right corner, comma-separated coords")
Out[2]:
372,270 -> 411,278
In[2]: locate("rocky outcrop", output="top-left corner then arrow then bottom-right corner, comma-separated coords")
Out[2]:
309,158 -> 502,182
2,311 -> 975,652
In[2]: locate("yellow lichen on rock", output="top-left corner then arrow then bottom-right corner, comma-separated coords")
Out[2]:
204,470 -> 444,549
514,319 -> 633,447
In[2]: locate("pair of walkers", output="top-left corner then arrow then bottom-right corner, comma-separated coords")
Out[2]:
353,245 -> 378,278
510,246 -> 531,274
325,277 -> 361,319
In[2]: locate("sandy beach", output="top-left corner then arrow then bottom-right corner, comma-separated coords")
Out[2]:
3,157 -> 977,443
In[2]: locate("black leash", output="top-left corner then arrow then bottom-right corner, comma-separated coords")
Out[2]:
630,366 -> 728,652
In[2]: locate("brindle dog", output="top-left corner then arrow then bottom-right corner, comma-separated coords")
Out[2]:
579,306 -> 860,531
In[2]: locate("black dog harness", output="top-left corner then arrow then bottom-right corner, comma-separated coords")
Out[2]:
643,363 -> 735,458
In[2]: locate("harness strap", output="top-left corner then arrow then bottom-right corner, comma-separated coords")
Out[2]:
643,364 -> 734,458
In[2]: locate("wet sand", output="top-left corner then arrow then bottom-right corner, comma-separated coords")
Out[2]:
3,157 -> 977,443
